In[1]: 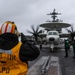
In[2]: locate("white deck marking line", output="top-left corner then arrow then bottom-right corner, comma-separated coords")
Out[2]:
27,56 -> 49,75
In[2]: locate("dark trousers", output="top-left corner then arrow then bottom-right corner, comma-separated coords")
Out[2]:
65,46 -> 70,57
40,44 -> 42,50
65,48 -> 68,57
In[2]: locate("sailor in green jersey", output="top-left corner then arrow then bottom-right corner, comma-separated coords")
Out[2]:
64,39 -> 70,57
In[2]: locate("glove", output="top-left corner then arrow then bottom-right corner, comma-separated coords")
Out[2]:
21,33 -> 28,43
21,33 -> 33,45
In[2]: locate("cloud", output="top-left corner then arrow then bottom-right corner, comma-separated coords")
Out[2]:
0,0 -> 75,35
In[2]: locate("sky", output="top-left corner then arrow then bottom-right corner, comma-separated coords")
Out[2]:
0,0 -> 75,35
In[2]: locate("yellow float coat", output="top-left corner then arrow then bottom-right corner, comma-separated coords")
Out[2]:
0,42 -> 28,75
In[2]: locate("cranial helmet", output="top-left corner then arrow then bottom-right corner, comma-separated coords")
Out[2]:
0,21 -> 20,36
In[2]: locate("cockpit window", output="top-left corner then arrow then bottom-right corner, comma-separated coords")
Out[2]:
53,32 -> 58,35
48,32 -> 58,35
48,32 -> 52,35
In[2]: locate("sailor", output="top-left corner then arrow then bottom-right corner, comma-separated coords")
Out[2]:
0,21 -> 40,75
64,38 -> 70,57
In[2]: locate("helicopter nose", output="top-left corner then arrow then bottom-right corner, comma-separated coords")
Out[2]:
49,37 -> 55,41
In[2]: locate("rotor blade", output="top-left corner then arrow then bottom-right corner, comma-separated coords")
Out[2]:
36,26 -> 39,32
38,30 -> 42,34
71,25 -> 74,32
65,28 -> 71,33
27,30 -> 33,34
31,25 -> 36,33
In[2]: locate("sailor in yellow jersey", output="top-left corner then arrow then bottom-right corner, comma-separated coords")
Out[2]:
0,21 -> 40,75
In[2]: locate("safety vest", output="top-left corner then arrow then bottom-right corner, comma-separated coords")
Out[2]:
65,40 -> 69,48
0,42 -> 28,75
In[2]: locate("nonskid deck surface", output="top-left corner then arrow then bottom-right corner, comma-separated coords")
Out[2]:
27,56 -> 62,75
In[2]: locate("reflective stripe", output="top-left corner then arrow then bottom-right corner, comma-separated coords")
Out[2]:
10,25 -> 14,33
2,23 -> 7,34
4,23 -> 8,33
6,23 -> 12,33
0,49 -> 12,54
1,23 -> 15,34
